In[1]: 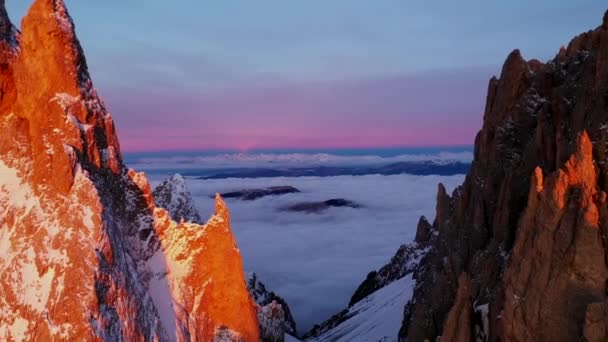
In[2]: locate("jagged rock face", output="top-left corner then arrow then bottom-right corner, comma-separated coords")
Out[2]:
153,174 -> 202,223
0,1 -> 258,341
401,10 -> 608,342
502,133 -> 608,341
247,273 -> 297,339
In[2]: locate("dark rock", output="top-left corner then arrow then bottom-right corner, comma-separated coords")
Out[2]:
415,216 -> 433,244
283,198 -> 361,213
218,186 -> 300,201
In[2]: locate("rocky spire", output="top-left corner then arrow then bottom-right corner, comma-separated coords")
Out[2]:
441,273 -> 473,342
7,0 -> 122,194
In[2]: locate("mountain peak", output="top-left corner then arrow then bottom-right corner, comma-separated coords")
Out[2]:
7,0 -> 123,193
153,174 -> 202,223
215,193 -> 229,219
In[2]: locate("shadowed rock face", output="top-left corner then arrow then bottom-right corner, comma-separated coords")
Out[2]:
0,1 -> 258,341
400,9 -> 608,342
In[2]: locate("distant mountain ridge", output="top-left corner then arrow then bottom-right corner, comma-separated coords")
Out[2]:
196,160 -> 470,180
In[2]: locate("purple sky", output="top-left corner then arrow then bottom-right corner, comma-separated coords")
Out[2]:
7,1 -> 607,151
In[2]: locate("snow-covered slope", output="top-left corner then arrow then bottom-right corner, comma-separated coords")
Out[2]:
302,247 -> 422,342
309,275 -> 415,342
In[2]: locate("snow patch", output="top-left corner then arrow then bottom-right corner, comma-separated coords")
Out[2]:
147,249 -> 177,338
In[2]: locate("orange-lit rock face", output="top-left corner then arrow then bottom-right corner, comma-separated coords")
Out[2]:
153,196 -> 259,342
502,132 -> 607,342
441,273 -> 473,342
0,1 -> 259,341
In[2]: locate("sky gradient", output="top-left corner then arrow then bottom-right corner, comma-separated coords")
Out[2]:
6,1 -> 607,151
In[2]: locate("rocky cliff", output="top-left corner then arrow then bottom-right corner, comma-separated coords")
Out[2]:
401,9 -> 608,342
0,1 -> 258,341
306,8 -> 608,342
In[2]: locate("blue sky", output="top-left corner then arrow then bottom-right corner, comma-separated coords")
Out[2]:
6,1 -> 606,150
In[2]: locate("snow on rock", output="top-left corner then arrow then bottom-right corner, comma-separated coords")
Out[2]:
247,272 -> 298,341
153,173 -> 202,223
256,300 -> 287,342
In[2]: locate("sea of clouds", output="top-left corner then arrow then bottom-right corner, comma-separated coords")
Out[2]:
149,173 -> 464,332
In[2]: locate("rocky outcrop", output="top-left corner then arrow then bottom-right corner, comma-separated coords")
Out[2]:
414,216 -> 433,244
398,9 -> 608,342
0,1 -> 258,341
153,173 -> 202,223
247,273 -> 298,339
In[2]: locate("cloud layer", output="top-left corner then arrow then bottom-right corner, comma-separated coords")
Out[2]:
148,174 -> 465,332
